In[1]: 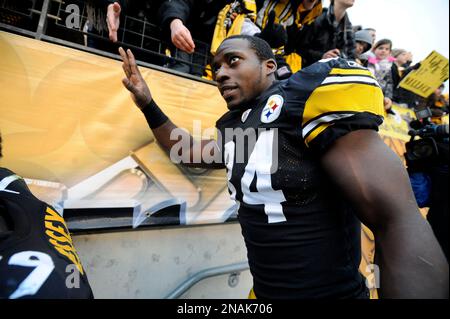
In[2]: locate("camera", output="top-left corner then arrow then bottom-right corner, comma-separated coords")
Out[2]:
405,107 -> 449,172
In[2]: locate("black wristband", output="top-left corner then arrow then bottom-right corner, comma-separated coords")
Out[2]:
141,99 -> 169,129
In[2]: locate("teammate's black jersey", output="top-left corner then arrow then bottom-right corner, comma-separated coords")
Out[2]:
216,58 -> 384,299
0,168 -> 93,299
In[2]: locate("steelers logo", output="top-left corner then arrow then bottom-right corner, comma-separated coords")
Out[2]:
261,95 -> 284,123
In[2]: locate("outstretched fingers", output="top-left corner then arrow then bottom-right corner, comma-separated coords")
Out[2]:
126,49 -> 140,77
118,47 -> 152,109
122,63 -> 131,79
119,47 -> 131,78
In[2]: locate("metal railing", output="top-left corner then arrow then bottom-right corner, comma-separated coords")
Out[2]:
0,0 -> 41,31
0,0 -> 214,78
164,261 -> 250,299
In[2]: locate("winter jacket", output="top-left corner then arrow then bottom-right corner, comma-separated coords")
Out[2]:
159,0 -> 229,44
297,5 -> 356,67
368,56 -> 396,99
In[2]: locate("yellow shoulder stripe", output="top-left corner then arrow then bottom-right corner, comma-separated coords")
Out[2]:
329,68 -> 375,78
302,82 -> 384,144
303,82 -> 384,127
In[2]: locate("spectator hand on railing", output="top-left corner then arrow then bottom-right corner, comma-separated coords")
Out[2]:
107,2 -> 121,42
170,19 -> 195,54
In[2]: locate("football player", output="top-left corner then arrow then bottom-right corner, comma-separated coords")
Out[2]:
118,35 -> 448,299
0,133 -> 93,299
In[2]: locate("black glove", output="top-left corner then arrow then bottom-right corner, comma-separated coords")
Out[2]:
256,11 -> 288,48
412,62 -> 421,70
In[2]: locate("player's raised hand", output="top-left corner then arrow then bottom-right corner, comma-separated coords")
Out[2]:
119,47 -> 152,109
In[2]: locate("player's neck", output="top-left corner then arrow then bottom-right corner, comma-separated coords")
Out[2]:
262,77 -> 277,92
252,79 -> 279,105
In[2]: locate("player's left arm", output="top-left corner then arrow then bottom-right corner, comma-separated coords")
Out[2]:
320,129 -> 449,299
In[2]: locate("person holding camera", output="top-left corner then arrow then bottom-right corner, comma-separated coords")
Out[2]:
407,106 -> 449,261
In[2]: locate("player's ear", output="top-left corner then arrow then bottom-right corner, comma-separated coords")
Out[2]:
264,58 -> 277,77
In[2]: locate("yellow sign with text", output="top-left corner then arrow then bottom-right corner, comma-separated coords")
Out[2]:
379,104 -> 416,142
399,50 -> 449,98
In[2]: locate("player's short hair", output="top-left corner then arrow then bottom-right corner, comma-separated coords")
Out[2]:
220,35 -> 275,62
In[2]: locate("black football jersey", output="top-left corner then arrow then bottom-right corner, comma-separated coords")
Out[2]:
215,58 -> 384,299
0,168 -> 93,299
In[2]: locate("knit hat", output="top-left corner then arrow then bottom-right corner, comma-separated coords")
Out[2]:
355,30 -> 373,51
391,48 -> 407,58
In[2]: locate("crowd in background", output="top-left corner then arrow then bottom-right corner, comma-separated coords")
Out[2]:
70,0 -> 448,120
0,0 -> 448,119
